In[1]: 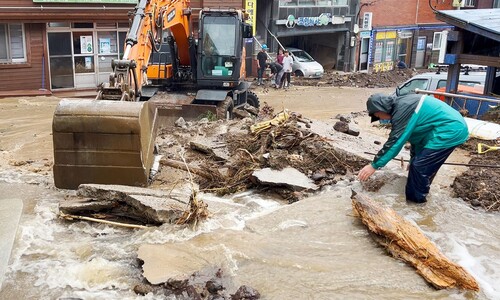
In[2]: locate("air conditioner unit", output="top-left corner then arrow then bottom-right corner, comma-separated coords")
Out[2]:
362,12 -> 372,30
452,0 -> 465,7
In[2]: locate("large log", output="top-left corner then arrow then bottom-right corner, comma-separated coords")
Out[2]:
351,192 -> 479,291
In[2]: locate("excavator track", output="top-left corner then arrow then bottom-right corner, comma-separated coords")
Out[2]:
52,99 -> 156,189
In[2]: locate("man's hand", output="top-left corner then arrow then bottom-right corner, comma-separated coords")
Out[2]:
358,164 -> 376,181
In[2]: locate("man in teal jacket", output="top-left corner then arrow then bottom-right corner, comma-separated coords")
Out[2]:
358,93 -> 469,203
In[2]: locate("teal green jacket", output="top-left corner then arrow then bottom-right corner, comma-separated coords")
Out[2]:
367,94 -> 469,169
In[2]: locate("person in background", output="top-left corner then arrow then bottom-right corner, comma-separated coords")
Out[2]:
267,62 -> 283,89
358,93 -> 468,204
276,48 -> 284,66
257,44 -> 268,86
397,59 -> 408,69
281,50 -> 293,89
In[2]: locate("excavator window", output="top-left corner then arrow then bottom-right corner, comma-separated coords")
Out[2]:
201,16 -> 237,77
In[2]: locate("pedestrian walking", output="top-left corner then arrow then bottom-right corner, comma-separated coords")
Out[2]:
257,44 -> 268,86
280,50 -> 293,89
358,93 -> 469,203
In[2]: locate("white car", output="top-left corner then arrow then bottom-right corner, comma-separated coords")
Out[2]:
287,47 -> 324,78
395,71 -> 485,96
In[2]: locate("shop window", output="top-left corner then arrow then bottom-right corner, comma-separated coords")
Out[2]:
98,32 -> 118,54
385,40 -> 395,62
0,23 -> 27,63
72,23 -> 94,29
432,32 -> 443,50
74,56 -> 94,73
73,32 -> 94,55
96,23 -> 117,29
494,0 -> 500,8
48,22 -> 70,28
463,0 -> 475,7
374,41 -> 383,63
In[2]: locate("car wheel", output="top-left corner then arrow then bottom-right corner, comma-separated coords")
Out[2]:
294,70 -> 304,77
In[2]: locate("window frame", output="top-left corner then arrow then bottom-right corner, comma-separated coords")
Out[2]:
463,0 -> 475,7
0,23 -> 27,64
279,0 -> 348,7
432,32 -> 443,50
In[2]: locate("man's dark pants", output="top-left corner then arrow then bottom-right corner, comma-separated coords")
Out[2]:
406,147 -> 457,203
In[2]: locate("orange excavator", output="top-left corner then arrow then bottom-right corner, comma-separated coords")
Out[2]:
52,0 -> 258,189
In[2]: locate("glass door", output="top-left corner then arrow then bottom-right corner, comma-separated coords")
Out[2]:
73,31 -> 96,88
48,32 -> 74,89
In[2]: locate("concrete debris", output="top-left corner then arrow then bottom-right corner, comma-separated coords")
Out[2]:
174,117 -> 187,128
252,167 -> 318,191
59,184 -> 190,225
333,120 -> 360,136
242,103 -> 259,116
234,108 -> 253,119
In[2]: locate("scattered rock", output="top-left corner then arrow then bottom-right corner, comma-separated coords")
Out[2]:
231,285 -> 261,300
175,117 -> 187,128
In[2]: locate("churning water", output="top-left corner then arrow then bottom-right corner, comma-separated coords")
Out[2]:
0,163 -> 499,300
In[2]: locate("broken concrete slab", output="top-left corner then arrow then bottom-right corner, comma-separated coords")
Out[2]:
59,184 -> 192,225
59,197 -> 118,214
138,243 -> 220,284
252,167 -> 318,190
77,184 -> 189,205
125,194 -> 185,224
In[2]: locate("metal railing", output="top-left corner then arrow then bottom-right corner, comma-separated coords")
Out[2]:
415,88 -> 500,118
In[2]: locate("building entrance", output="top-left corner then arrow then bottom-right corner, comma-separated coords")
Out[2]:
47,22 -> 127,90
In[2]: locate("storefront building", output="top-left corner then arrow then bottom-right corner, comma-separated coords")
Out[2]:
0,0 -> 139,93
363,25 -> 453,73
0,0 -> 244,94
254,0 -> 358,72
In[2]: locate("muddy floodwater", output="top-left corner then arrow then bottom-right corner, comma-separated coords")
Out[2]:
0,87 -> 499,299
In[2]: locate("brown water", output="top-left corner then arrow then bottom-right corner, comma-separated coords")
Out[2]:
0,90 -> 499,299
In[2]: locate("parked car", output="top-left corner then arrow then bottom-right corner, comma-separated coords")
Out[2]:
287,47 -> 324,78
395,71 -> 486,96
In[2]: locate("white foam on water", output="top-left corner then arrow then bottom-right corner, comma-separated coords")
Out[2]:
136,191 -> 282,244
446,234 -> 500,299
40,257 -> 131,290
277,219 -> 308,230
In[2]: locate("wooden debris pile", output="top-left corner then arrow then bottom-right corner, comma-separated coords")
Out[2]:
351,192 -> 479,291
179,110 -> 370,202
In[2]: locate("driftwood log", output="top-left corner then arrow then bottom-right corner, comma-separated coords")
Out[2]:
351,192 -> 479,291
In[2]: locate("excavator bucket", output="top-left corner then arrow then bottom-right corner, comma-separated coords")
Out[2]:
52,99 -> 156,189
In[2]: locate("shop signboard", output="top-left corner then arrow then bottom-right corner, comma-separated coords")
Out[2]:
33,0 -> 137,3
245,0 -> 256,36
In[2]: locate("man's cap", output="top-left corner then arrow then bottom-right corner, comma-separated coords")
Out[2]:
261,44 -> 268,49
369,113 -> 380,123
366,93 -> 391,123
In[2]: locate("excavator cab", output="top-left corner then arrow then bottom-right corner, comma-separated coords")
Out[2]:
196,9 -> 252,88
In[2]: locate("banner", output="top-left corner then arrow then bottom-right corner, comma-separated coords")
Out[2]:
245,0 -> 256,36
33,0 -> 137,3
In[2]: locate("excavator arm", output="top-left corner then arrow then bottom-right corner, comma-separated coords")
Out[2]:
98,0 -> 193,101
